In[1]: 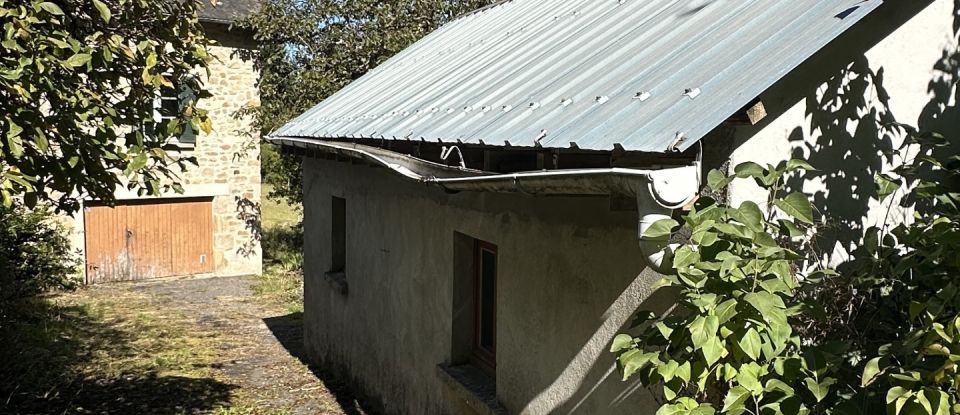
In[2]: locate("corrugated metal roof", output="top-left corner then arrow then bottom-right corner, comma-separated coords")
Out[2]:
271,0 -> 882,153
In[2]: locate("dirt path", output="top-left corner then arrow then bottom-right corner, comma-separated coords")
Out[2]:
128,275 -> 365,415
0,275 -> 367,415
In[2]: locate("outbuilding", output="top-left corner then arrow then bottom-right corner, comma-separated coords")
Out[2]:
269,0 -> 959,413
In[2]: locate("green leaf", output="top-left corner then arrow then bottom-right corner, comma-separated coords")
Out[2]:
734,162 -> 766,180
64,53 -> 92,68
804,377 -> 835,402
876,173 -> 902,202
722,386 -> 750,413
715,299 -> 738,324
659,360 -> 680,381
1,189 -> 12,209
737,201 -> 764,232
764,379 -> 795,394
655,322 -> 674,340
92,0 -> 111,22
886,386 -> 911,404
620,350 -> 656,381
663,379 -> 682,401
738,328 -> 762,360
676,361 -> 691,383
702,336 -> 724,366
129,152 -> 148,172
785,159 -> 815,172
737,362 -> 763,395
642,218 -> 678,239
707,169 -> 732,192
610,334 -> 634,353
34,130 -> 48,153
38,1 -> 64,15
861,357 -> 881,387
655,404 -> 687,415
674,246 -> 700,269
743,291 -> 786,315
146,52 -> 158,69
773,192 -> 814,224
778,219 -> 803,238
6,130 -> 24,159
689,315 -> 720,350
688,404 -> 715,415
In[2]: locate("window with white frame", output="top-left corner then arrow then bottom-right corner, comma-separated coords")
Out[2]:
151,75 -> 198,145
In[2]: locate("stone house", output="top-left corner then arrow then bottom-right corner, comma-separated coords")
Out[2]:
74,1 -> 262,283
268,0 -> 958,413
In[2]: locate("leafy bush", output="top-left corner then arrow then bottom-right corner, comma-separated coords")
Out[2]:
612,133 -> 960,415
0,203 -> 80,314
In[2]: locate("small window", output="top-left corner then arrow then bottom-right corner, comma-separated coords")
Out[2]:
472,240 -> 497,374
330,196 -> 346,273
151,75 -> 198,144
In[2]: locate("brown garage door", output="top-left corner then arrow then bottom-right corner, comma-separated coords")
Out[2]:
83,198 -> 215,284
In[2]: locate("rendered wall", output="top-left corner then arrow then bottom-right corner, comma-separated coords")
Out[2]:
727,0 -> 958,264
301,157 -> 672,415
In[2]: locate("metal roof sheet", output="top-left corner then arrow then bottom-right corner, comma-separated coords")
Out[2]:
271,0 -> 882,153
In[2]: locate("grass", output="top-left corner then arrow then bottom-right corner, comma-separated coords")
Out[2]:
0,289 -> 233,414
256,184 -> 305,314
260,184 -> 301,229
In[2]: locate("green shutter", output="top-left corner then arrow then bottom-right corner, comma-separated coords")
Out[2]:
177,79 -> 198,144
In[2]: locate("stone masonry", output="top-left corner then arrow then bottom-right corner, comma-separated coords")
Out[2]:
67,25 -> 262,280
179,29 -> 262,277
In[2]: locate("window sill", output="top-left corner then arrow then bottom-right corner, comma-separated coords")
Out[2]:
162,142 -> 196,152
437,363 -> 507,415
324,271 -> 348,296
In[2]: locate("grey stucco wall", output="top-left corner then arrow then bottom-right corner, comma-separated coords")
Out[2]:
302,157 -> 671,415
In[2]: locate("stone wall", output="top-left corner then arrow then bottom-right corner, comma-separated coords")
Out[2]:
180,27 -> 262,277
68,25 -> 262,279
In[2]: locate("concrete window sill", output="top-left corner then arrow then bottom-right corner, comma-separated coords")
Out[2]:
437,363 -> 507,415
324,271 -> 348,295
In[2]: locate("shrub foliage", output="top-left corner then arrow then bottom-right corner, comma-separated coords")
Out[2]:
0,202 -> 79,314
613,131 -> 960,415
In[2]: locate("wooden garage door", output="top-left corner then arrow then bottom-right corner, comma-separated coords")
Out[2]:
84,198 -> 214,284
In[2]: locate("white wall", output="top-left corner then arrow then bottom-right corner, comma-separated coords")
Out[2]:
727,0 -> 958,264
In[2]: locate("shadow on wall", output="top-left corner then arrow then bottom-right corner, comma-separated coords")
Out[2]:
784,0 -> 959,267
263,313 -> 376,415
785,56 -> 901,262
515,272 -> 679,415
236,195 -> 262,258
0,300 -> 236,414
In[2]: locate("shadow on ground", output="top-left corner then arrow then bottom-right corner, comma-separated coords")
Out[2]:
0,299 -> 236,415
264,312 -> 371,415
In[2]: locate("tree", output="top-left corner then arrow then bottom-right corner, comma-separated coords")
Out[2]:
0,0 -> 212,213
235,0 -> 498,205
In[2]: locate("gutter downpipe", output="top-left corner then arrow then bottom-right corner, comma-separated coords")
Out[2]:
270,137 -> 699,274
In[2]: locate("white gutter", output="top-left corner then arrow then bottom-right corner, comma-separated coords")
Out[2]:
270,137 -> 698,274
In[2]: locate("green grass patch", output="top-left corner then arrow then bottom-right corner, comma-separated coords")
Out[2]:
256,184 -> 305,314
261,184 -> 301,230
0,290 -> 233,414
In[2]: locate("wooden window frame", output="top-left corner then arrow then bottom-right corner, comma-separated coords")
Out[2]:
470,240 -> 497,375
